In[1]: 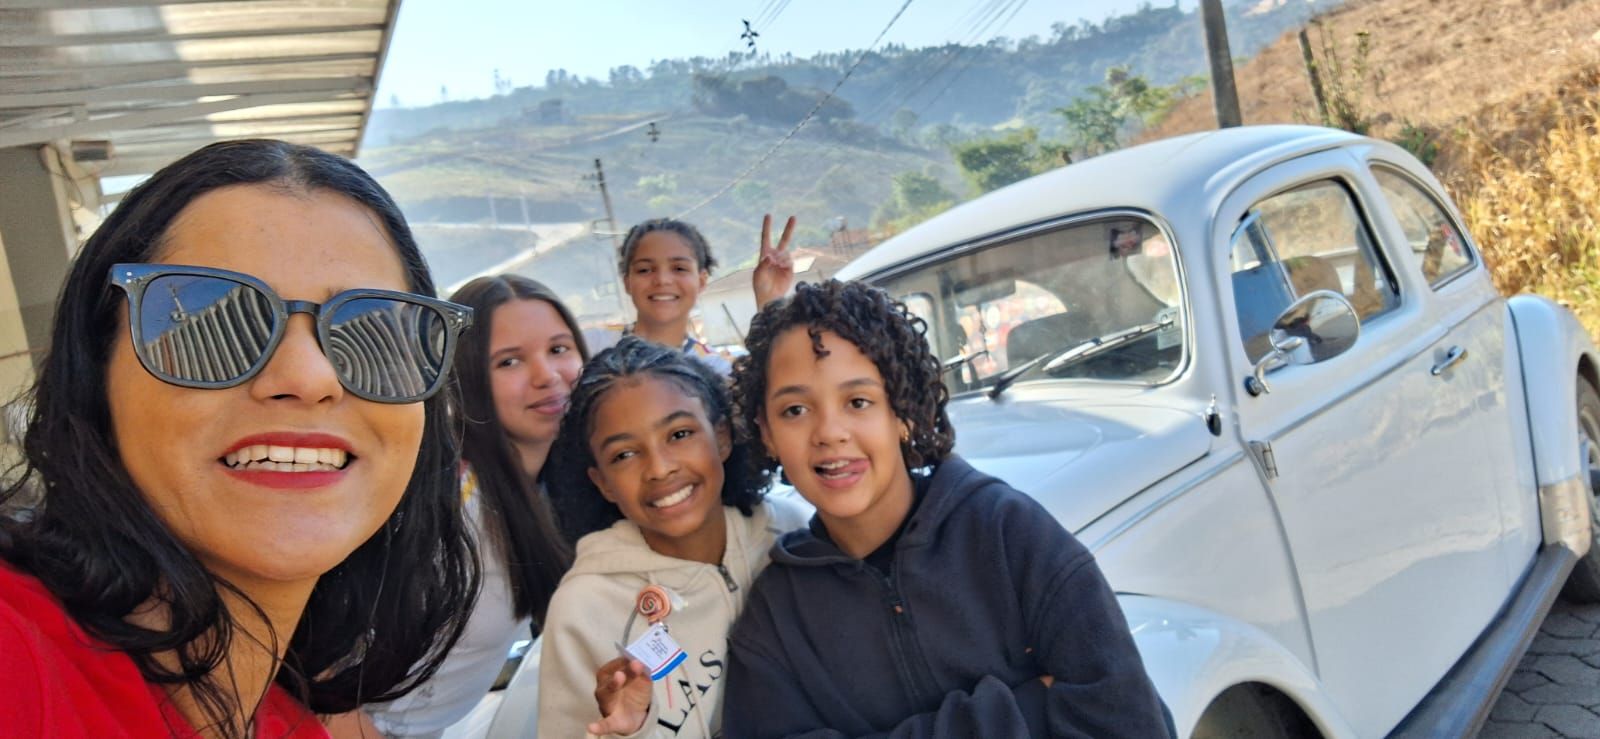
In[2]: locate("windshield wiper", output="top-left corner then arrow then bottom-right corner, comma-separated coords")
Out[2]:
987,316 -> 1174,400
942,349 -> 989,375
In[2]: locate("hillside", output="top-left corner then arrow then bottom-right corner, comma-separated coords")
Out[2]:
1146,0 -> 1600,140
362,111 -> 955,312
366,0 -> 1343,144
359,0 -> 1348,322
1144,0 -> 1600,335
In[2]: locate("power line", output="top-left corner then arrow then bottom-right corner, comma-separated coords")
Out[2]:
675,0 -> 918,219
860,0 -> 1028,124
912,0 -> 1031,119
752,0 -> 794,30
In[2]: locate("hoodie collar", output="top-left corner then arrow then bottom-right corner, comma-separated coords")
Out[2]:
565,503 -> 771,578
772,455 -> 983,567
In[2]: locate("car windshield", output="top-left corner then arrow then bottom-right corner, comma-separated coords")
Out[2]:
876,215 -> 1184,396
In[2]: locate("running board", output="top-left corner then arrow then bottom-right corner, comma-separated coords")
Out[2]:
1388,544 -> 1577,738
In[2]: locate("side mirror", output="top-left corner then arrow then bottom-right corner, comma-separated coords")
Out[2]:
1245,290 -> 1360,396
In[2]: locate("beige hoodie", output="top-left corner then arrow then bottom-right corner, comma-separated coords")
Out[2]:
536,495 -> 810,738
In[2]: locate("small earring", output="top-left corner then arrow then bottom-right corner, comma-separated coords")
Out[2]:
900,427 -> 911,443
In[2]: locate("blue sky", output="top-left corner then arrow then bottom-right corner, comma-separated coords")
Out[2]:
376,0 -> 1195,107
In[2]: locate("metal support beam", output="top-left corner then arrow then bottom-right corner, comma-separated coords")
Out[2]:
104,138 -> 357,177
0,89 -> 364,147
115,116 -> 363,141
1,23 -> 385,47
1199,0 -> 1243,129
0,54 -> 377,97
113,126 -> 356,152
0,107 -> 73,128
0,76 -> 371,109
0,0 -> 234,8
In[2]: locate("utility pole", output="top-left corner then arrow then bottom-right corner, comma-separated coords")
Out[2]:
593,158 -> 620,250
586,158 -> 627,315
1199,0 -> 1243,129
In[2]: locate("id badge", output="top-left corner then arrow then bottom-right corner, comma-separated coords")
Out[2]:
622,623 -> 687,681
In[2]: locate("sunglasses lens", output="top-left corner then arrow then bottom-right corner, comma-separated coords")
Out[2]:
138,274 -> 276,384
325,297 -> 449,401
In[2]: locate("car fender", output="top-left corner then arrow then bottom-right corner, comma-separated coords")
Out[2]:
1507,294 -> 1599,488
1119,594 -> 1356,739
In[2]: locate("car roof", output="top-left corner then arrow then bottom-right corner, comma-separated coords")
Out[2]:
837,124 -> 1362,281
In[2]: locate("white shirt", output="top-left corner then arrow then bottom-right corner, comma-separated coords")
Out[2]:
366,478 -> 530,737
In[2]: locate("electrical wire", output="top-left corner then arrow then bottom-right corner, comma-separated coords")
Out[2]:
915,0 -> 1031,117
674,0 -> 918,218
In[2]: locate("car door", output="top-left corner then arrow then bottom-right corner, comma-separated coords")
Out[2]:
1366,161 -> 1538,583
1218,149 -> 1510,736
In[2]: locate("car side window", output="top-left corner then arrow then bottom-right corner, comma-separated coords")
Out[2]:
1370,166 -> 1475,286
1229,179 -> 1399,363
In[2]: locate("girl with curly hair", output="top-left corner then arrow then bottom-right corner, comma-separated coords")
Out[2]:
722,279 -> 1174,738
536,337 -> 808,738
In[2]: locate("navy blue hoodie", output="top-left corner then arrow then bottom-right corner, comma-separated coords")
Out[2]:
723,455 -> 1174,738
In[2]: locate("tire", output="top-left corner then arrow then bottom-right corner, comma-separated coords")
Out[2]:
1560,379 -> 1600,603
1191,685 -> 1317,739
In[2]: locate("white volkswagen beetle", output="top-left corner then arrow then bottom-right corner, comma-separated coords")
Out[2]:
831,125 -> 1600,738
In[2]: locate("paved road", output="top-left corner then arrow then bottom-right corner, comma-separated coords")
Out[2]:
1482,598 -> 1600,738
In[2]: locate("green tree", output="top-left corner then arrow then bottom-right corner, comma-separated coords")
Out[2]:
890,108 -> 920,143
922,123 -> 966,150
875,170 -> 956,230
1055,66 -> 1188,159
951,128 -> 1051,194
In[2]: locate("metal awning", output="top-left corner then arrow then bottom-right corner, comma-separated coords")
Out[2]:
0,0 -> 400,178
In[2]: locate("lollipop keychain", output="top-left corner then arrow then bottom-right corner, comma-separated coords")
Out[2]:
635,585 -> 673,624
619,585 -> 688,681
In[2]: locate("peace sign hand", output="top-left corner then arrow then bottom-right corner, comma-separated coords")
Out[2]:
753,214 -> 798,308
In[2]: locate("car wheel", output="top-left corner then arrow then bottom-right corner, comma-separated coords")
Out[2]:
1190,684 -> 1314,739
1560,379 -> 1600,603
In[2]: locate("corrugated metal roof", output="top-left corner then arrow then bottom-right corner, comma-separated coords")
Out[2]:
0,0 -> 400,177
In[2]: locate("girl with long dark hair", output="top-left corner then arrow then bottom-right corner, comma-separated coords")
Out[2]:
354,275 -> 582,736
0,140 -> 479,738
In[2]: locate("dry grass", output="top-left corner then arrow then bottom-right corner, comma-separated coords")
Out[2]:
1142,0 -> 1600,336
1146,0 -> 1600,139
1445,63 -> 1600,334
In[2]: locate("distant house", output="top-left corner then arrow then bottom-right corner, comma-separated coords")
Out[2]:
696,248 -> 853,347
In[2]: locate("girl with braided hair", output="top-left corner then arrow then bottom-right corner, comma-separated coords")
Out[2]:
535,337 -> 808,738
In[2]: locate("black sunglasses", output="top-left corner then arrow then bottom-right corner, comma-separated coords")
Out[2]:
110,263 -> 473,404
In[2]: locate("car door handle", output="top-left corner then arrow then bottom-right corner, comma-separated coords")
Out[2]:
1431,346 -> 1468,376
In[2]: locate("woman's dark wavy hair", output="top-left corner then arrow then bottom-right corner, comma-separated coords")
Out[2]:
616,218 -> 717,276
545,337 -> 766,545
0,140 -> 478,735
447,275 -> 581,623
731,279 -> 954,479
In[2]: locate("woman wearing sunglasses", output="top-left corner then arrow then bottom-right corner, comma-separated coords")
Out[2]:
0,140 -> 478,738
348,275 -> 584,737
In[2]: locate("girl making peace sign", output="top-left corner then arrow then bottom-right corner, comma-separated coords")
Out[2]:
595,215 -> 798,377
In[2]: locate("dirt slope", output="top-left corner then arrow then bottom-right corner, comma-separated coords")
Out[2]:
1145,0 -> 1600,140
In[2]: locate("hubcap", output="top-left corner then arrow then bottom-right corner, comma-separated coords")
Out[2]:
1580,404 -> 1600,528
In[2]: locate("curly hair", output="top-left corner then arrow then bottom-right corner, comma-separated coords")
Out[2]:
545,337 -> 767,545
616,218 -> 717,276
731,279 -> 954,479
